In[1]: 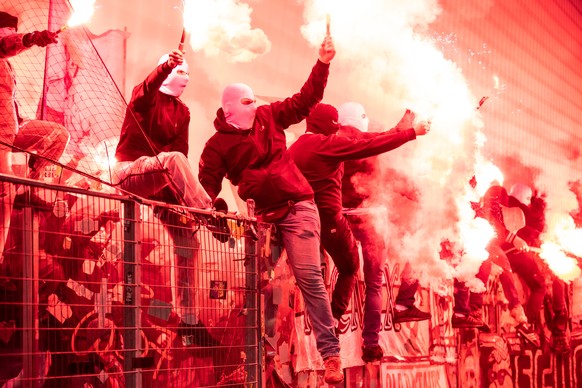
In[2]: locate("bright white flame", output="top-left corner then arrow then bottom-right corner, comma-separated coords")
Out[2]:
473,157 -> 504,197
539,242 -> 581,282
67,0 -> 97,27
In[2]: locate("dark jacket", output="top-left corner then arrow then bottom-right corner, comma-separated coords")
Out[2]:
508,195 -> 543,247
199,60 -> 331,213
338,125 -> 381,209
289,125 -> 416,217
1,34 -> 28,144
115,63 -> 190,162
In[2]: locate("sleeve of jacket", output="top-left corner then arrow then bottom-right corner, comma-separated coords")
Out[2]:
130,62 -> 173,109
270,60 -> 330,130
0,34 -> 28,59
167,106 -> 190,156
321,128 -> 416,162
199,138 -> 227,201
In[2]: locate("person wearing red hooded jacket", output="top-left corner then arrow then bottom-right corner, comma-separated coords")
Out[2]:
1,11 -> 68,283
198,36 -> 346,384
288,102 -> 430,362
336,102 -> 431,363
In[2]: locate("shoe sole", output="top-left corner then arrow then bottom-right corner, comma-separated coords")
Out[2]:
394,317 -> 430,323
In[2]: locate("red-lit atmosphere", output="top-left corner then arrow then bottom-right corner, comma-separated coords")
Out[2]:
1,0 -> 581,387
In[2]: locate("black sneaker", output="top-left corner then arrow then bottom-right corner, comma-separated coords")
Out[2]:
469,310 -> 491,333
516,323 -> 541,348
393,306 -> 431,323
362,344 -> 383,363
451,314 -> 489,332
178,320 -> 220,347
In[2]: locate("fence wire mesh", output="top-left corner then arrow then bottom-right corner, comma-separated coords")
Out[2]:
0,176 -> 263,387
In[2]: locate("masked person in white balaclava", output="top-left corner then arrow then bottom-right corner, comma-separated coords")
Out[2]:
291,103 -> 430,364
114,49 -> 209,209
337,101 -> 369,133
199,34 -> 347,385
221,83 -> 257,130
113,49 -> 224,347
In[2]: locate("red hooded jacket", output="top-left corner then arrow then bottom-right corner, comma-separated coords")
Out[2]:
198,60 -> 330,214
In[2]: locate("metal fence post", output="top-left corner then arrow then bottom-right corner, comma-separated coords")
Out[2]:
22,207 -> 40,388
122,199 -> 141,388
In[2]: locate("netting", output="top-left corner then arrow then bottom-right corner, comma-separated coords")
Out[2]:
2,0 -> 127,188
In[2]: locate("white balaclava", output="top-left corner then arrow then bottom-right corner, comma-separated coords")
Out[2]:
157,54 -> 189,97
338,101 -> 369,132
509,183 -> 533,206
221,83 -> 257,130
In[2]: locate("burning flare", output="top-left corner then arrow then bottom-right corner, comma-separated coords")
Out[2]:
67,0 -> 97,28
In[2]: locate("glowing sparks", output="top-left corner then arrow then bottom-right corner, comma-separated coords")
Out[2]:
473,158 -> 504,197
67,0 -> 96,28
460,217 -> 495,261
539,242 -> 581,282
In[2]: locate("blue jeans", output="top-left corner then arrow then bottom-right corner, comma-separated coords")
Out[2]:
277,200 -> 340,359
348,214 -> 385,347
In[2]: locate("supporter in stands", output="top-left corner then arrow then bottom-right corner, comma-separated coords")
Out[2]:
453,184 -> 540,347
505,184 -> 546,329
1,10 -> 69,284
113,48 -> 210,210
113,48 -> 219,348
510,184 -> 570,353
288,102 -> 430,363
198,35 -> 345,385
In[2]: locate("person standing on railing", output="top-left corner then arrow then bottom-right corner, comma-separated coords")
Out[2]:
337,102 -> 431,363
1,11 -> 69,280
288,102 -> 430,363
198,36 -> 345,385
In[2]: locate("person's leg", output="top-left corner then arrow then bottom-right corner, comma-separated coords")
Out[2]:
117,152 -> 210,209
277,200 -> 339,360
395,276 -> 418,310
468,259 -> 492,314
0,100 -> 17,263
452,260 -> 491,331
507,252 -> 545,325
350,218 -> 384,348
13,120 -> 69,180
551,276 -> 568,334
320,215 -> 359,320
394,267 -> 431,323
453,279 -> 470,316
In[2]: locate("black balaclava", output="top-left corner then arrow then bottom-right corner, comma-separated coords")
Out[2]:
0,11 -> 18,31
306,103 -> 339,136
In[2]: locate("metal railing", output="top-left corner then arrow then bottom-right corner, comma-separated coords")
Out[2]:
0,174 -> 263,387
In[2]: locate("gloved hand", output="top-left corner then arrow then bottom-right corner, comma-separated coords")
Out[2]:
207,198 -> 231,243
23,30 -> 58,48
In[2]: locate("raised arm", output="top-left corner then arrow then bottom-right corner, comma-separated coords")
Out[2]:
270,36 -> 336,129
131,50 -> 184,107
